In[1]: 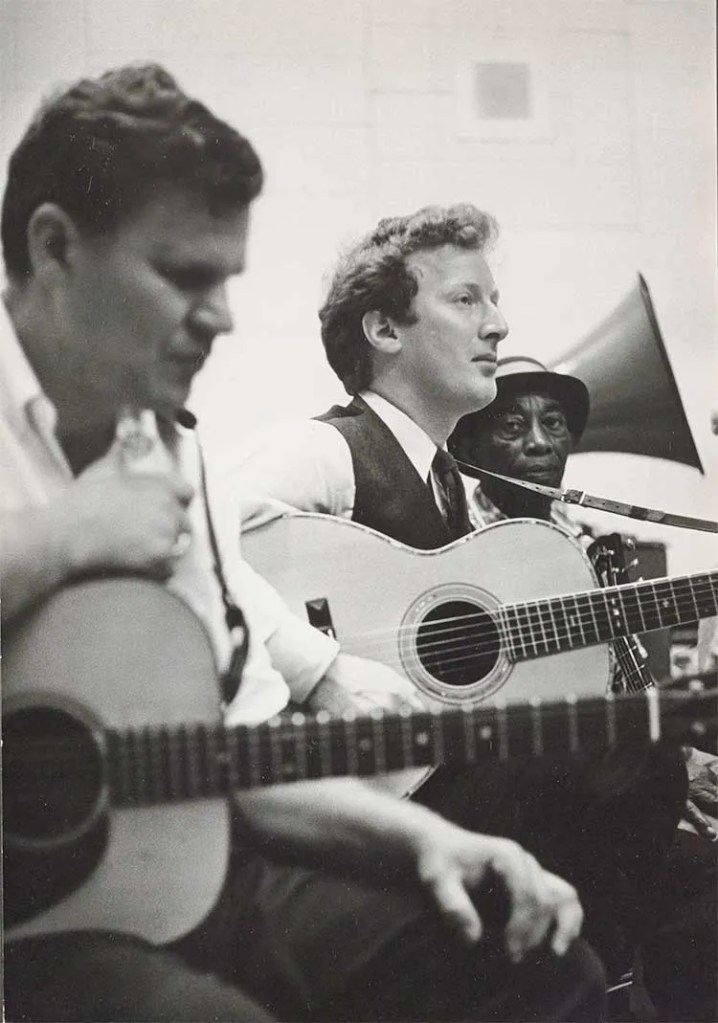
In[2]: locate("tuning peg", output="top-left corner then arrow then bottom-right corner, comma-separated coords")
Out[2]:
629,558 -> 639,569
624,538 -> 636,550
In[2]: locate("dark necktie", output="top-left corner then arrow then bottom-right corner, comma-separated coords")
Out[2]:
430,448 -> 472,539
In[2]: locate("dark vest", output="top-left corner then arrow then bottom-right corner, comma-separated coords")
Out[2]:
315,396 -> 455,550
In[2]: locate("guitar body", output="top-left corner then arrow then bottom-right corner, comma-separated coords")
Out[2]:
243,515 -> 613,707
3,578 -> 229,945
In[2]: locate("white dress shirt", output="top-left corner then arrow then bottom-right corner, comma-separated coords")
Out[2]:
0,300 -> 338,725
235,390 -> 444,531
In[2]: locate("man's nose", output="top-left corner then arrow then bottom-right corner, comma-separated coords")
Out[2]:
478,304 -> 509,343
525,421 -> 552,451
191,283 -> 234,336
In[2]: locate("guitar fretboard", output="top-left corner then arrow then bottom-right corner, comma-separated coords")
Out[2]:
104,690 -> 708,806
502,572 -> 718,662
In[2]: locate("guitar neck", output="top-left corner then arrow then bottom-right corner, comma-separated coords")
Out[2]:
105,690 -> 707,806
504,571 -> 718,663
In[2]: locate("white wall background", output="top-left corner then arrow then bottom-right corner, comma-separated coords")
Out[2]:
2,0 -> 716,572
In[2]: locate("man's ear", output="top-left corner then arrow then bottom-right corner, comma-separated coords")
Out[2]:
25,203 -> 83,281
361,310 -> 402,354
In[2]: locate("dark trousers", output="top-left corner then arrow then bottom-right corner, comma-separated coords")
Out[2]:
4,861 -> 605,1023
642,829 -> 718,1023
415,742 -> 687,972
416,742 -> 717,1022
3,931 -> 275,1022
174,847 -> 605,1023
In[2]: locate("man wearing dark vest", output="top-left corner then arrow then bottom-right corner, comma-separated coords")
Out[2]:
232,203 -> 707,1019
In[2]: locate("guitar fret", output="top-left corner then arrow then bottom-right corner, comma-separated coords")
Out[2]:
516,603 -> 538,657
225,726 -> 241,789
654,579 -> 680,628
430,708 -> 445,764
592,591 -> 617,643
166,728 -> 182,800
246,722 -> 262,788
291,712 -> 309,781
495,704 -> 509,760
204,726 -> 222,796
370,711 -> 387,774
354,714 -> 378,777
134,728 -> 150,803
701,575 -> 718,618
614,585 -> 644,641
329,716 -> 350,777
318,713 -> 333,779
342,713 -> 359,777
564,595 -> 588,648
502,607 -> 527,661
400,707 -> 413,768
548,599 -> 571,650
411,713 -> 434,766
267,717 -> 283,783
579,593 -> 602,647
530,698 -> 544,756
526,601 -> 549,656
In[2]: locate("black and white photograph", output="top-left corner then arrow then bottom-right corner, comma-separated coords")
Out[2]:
2,1 -> 716,1020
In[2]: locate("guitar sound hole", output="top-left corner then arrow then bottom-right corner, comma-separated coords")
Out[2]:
416,600 -> 500,688
3,706 -> 105,845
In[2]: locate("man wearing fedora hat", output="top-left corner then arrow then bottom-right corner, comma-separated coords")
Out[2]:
448,356 -> 589,528
450,354 -> 718,1022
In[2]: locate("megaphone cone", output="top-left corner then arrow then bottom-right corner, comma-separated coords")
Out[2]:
550,274 -> 704,473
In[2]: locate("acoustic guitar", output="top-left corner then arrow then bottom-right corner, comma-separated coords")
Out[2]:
243,514 -> 718,708
4,576 -> 715,945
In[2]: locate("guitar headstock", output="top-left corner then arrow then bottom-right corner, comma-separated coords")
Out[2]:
588,532 -> 633,588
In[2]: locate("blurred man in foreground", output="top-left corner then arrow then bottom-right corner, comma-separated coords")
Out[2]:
0,67 -> 603,1022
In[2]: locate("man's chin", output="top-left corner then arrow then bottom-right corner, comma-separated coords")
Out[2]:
466,379 -> 497,414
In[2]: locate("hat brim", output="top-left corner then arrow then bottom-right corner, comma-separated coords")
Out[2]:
450,370 -> 590,448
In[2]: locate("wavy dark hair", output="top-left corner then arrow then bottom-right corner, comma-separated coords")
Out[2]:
319,204 -> 498,395
2,63 -> 263,280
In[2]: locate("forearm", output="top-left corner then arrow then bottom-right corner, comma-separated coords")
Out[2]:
233,776 -> 457,880
1,509 -> 73,625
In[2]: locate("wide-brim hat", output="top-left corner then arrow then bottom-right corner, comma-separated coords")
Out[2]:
449,356 -> 590,453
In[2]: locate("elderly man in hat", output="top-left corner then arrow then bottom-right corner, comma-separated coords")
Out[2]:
448,356 -> 589,532
450,355 -> 718,1022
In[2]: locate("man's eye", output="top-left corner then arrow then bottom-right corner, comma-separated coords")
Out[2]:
498,419 -> 524,437
456,293 -> 474,305
543,415 -> 568,432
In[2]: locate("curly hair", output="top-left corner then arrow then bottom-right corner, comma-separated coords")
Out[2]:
1,63 -> 263,280
319,204 -> 498,395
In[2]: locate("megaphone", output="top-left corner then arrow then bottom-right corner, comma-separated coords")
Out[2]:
550,274 -> 704,473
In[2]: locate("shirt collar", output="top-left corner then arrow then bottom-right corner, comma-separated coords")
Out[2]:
468,479 -> 587,539
360,389 -> 438,483
0,294 -> 59,440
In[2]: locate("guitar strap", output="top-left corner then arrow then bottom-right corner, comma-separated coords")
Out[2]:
178,410 -> 249,706
455,459 -> 718,534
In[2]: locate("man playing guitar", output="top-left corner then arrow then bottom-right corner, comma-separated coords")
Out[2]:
1,68 -> 603,1022
232,204 -> 709,1019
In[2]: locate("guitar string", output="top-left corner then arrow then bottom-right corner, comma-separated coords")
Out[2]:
325,577 -> 718,663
